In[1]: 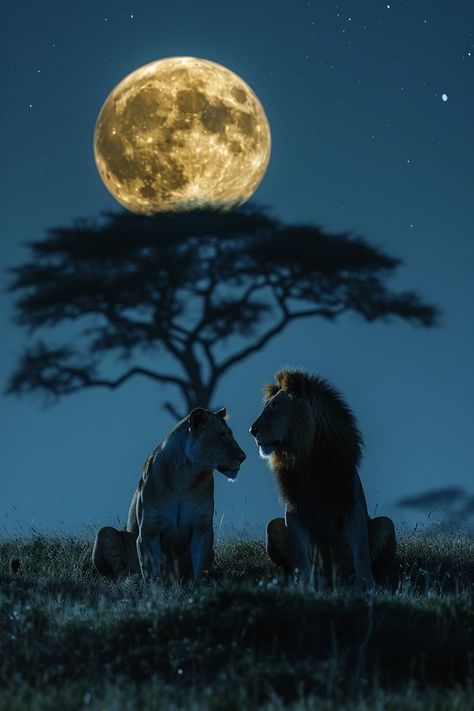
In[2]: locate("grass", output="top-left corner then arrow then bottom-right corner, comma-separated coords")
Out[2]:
0,528 -> 473,710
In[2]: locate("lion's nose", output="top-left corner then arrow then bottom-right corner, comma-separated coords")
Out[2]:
237,450 -> 246,463
249,423 -> 258,437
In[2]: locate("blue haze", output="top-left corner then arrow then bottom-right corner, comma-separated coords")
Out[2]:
1,0 -> 473,536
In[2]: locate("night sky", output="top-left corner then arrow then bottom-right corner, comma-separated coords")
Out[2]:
2,0 -> 473,537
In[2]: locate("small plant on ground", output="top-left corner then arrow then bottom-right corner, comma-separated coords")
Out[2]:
0,528 -> 473,710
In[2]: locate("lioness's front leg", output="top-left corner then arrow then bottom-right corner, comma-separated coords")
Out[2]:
136,475 -> 164,580
190,524 -> 214,581
285,511 -> 316,587
137,526 -> 162,580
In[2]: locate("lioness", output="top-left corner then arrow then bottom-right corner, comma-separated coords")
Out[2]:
93,407 -> 246,581
250,369 -> 395,590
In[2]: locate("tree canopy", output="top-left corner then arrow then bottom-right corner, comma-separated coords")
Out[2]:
7,206 -> 438,418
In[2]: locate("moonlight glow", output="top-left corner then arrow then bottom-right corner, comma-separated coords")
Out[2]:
94,57 -> 272,213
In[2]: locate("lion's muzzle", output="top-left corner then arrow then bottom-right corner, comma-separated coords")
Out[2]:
249,422 -> 280,456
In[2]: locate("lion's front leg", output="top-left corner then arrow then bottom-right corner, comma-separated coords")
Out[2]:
340,473 -> 375,590
343,503 -> 375,590
285,511 -> 324,588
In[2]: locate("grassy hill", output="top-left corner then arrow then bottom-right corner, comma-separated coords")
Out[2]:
1,528 -> 473,710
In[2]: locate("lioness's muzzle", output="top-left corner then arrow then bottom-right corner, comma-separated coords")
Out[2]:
236,449 -> 246,464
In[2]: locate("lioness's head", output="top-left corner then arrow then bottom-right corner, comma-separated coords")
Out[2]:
187,407 -> 246,480
249,369 -> 316,461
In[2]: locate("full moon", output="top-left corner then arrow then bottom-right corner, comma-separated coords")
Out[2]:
94,57 -> 271,213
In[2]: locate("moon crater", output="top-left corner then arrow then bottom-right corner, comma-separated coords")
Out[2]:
94,57 -> 271,213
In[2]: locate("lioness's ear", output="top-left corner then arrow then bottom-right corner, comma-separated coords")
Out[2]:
215,408 -> 227,420
188,407 -> 211,434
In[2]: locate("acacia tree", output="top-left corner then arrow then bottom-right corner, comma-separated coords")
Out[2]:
398,488 -> 474,528
7,206 -> 437,418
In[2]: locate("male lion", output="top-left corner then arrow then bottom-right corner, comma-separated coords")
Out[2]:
93,407 -> 246,581
250,369 -> 395,590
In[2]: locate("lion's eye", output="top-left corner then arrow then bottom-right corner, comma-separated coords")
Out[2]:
219,432 -> 228,441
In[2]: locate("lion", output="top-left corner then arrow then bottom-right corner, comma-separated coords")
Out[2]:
249,369 -> 395,590
92,407 -> 246,581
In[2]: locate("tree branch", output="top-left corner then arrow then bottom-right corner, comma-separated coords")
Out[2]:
189,274 -> 269,343
82,366 -> 187,390
189,272 -> 219,339
163,401 -> 184,420
216,306 -> 345,375
200,339 -> 216,372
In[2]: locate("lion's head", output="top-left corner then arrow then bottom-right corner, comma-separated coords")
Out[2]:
249,370 -> 316,463
250,368 -> 362,467
186,407 -> 246,480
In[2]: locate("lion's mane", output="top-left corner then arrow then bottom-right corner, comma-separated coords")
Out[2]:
265,368 -> 363,542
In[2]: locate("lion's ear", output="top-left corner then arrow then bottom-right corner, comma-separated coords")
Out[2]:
276,369 -> 305,395
263,383 -> 279,401
215,408 -> 227,420
188,408 -> 211,434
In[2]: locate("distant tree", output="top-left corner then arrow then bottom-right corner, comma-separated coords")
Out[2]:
398,488 -> 474,528
6,206 -> 437,419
